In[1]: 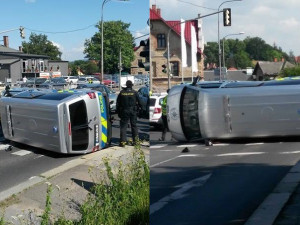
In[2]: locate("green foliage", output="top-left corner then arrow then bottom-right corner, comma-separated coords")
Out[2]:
84,20 -> 135,74
279,66 -> 300,77
77,146 -> 149,225
22,33 -> 62,60
69,60 -> 99,75
204,42 -> 219,67
204,36 -> 292,69
41,184 -> 53,225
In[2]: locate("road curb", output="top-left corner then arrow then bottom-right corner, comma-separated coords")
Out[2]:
0,145 -> 140,204
245,160 -> 300,225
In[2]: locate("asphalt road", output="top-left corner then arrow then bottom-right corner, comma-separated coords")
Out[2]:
150,127 -> 300,225
0,115 -> 149,194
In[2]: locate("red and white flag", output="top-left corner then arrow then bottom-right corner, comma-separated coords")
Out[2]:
191,24 -> 198,73
181,19 -> 187,68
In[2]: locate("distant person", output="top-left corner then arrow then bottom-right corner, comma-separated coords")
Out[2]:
116,80 -> 141,147
159,89 -> 169,141
23,76 -> 27,83
88,78 -> 93,84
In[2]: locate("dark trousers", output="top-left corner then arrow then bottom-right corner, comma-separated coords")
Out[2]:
120,111 -> 138,144
161,115 -> 168,140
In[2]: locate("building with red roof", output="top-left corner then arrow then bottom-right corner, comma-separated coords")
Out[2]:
150,4 -> 204,88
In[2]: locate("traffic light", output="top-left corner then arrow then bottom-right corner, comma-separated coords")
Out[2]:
139,39 -> 149,71
223,8 -> 231,26
19,26 -> 25,39
162,64 -> 167,73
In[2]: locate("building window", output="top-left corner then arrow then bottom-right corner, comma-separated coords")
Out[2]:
157,34 -> 166,49
171,61 -> 179,76
22,60 -> 28,73
40,61 -> 44,72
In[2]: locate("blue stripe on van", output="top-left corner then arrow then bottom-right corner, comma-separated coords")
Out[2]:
97,92 -> 108,149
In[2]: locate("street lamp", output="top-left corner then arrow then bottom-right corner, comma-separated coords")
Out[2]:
222,32 -> 245,69
101,0 -> 128,83
218,0 -> 242,80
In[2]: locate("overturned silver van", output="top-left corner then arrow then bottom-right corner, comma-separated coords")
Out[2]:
0,89 -> 111,154
167,81 -> 300,144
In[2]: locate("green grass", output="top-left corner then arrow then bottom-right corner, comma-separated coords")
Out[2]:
0,143 -> 149,225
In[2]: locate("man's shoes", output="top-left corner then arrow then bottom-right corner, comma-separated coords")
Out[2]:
159,137 -> 165,141
119,143 -> 126,147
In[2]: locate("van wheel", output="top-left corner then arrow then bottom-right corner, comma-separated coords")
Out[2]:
205,139 -> 213,146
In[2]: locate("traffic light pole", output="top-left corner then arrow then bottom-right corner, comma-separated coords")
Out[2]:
218,0 -> 242,81
167,10 -> 223,90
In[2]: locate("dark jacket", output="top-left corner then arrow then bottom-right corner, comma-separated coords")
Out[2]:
116,87 -> 140,116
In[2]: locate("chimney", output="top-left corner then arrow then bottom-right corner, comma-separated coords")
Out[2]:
19,46 -> 23,52
3,36 -> 9,47
157,8 -> 161,16
152,4 -> 156,11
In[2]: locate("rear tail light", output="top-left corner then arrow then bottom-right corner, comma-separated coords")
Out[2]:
154,108 -> 161,114
68,122 -> 72,136
87,92 -> 96,99
92,145 -> 99,152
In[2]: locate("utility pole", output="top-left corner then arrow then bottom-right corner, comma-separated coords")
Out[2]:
119,47 -> 122,91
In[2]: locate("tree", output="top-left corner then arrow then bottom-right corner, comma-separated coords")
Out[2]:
22,33 -> 62,60
280,66 -> 300,77
69,60 -> 99,75
204,42 -> 219,68
84,20 -> 135,74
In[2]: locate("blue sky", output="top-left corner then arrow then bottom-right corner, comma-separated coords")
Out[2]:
1,0 -> 149,61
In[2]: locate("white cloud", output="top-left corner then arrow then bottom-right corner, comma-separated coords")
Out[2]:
150,0 -> 300,56
252,6 -> 272,15
51,41 -> 62,50
134,26 -> 149,45
279,18 -> 300,29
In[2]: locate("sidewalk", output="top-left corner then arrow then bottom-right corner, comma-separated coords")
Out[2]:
245,160 -> 300,225
0,144 -> 149,224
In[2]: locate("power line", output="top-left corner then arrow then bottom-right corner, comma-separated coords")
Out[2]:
24,23 -> 98,34
176,0 -> 216,10
134,33 -> 149,40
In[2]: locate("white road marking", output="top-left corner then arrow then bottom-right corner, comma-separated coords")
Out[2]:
150,144 -> 168,149
150,156 -> 179,168
217,152 -> 265,157
245,143 -> 264,146
177,144 -> 197,148
12,150 -> 32,156
158,150 -> 176,152
34,155 -> 44,159
150,173 -> 212,215
280,151 -> 300,154
213,143 -> 229,146
178,154 -> 201,157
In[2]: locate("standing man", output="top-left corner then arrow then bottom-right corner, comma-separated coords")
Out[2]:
116,80 -> 140,147
159,89 -> 169,141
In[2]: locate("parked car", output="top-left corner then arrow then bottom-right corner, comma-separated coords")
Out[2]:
76,83 -> 117,113
149,94 -> 167,128
21,78 -> 47,88
77,76 -> 100,85
134,77 -> 143,86
102,79 -> 116,88
62,76 -> 78,84
39,77 -> 68,90
137,86 -> 149,119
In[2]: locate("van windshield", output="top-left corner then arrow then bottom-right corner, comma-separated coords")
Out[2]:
180,87 -> 201,140
69,100 -> 89,150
